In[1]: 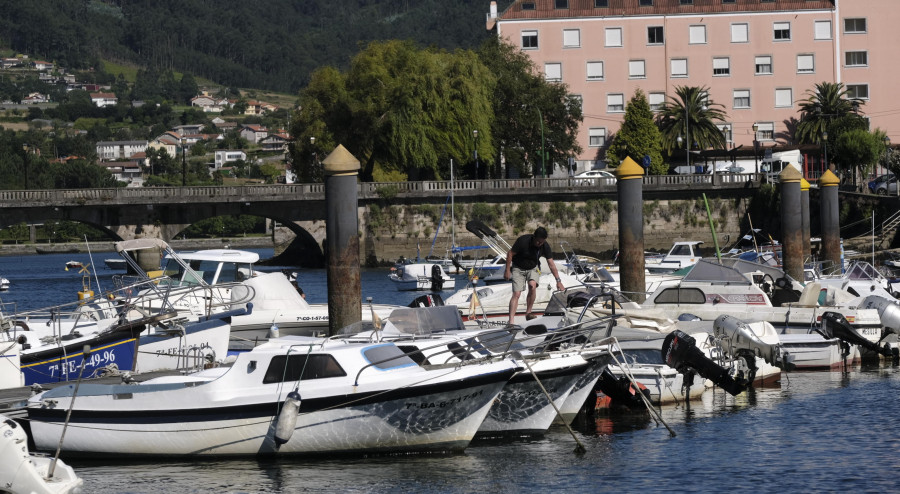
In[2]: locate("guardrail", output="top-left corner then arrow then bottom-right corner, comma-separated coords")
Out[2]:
0,174 -> 762,207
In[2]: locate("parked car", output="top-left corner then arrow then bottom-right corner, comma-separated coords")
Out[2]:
573,170 -> 617,185
723,166 -> 745,174
869,173 -> 895,193
875,175 -> 898,195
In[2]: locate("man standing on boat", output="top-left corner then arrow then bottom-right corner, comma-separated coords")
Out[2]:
504,226 -> 565,324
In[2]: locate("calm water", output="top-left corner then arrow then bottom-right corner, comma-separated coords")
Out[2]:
2,250 -> 899,493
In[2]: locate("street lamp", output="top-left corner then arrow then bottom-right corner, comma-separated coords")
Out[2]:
823,130 -> 829,175
752,123 -> 760,174
677,135 -> 684,169
536,108 -> 546,178
181,137 -> 187,186
473,129 -> 479,179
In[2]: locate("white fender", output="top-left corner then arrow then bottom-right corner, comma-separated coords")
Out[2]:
274,391 -> 301,446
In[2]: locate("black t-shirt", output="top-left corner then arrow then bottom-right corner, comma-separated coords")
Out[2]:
511,234 -> 552,270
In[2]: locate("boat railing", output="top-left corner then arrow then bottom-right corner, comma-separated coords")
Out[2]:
523,315 -> 619,355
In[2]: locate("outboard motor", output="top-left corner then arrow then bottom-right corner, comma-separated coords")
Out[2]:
819,311 -> 899,361
714,315 -> 795,371
662,330 -> 749,396
595,368 -> 650,412
859,295 -> 900,337
430,264 -> 444,291
408,293 -> 445,308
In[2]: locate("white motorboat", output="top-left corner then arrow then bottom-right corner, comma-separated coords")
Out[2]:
0,414 -> 83,494
645,241 -> 704,274
0,276 -> 9,291
27,337 -> 519,457
388,262 -> 456,291
344,306 -> 594,435
103,258 -> 127,270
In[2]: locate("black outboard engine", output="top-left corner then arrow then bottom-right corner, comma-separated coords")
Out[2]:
595,368 -> 649,411
818,311 -> 899,361
662,330 -> 749,396
430,264 -> 444,291
407,293 -> 445,308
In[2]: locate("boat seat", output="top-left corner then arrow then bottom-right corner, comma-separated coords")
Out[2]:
793,282 -> 821,307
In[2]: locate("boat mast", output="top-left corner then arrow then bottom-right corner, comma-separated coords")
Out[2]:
450,159 -> 455,253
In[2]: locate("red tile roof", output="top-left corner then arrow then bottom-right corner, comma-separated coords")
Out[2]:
499,0 -> 834,19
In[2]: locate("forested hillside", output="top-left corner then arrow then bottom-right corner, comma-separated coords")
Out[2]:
0,0 -> 511,93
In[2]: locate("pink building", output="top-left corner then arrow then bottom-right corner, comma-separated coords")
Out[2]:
489,0 -> 897,171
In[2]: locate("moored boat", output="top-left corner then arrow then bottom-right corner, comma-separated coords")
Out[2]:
27,337 -> 519,457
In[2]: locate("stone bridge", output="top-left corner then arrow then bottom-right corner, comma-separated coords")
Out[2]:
0,174 -> 763,264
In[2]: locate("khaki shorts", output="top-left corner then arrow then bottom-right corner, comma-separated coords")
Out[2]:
511,266 -> 540,293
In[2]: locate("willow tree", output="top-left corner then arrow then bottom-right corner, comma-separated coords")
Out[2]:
477,38 -> 582,178
656,85 -> 728,157
290,40 -> 496,182
607,89 -> 664,174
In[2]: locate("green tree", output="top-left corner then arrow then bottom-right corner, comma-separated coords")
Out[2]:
291,40 -> 496,182
832,128 -> 887,185
656,86 -> 728,160
607,89 -> 664,174
795,82 -> 862,146
477,38 -> 582,178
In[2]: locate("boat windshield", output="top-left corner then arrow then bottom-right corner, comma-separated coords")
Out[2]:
161,259 -> 252,286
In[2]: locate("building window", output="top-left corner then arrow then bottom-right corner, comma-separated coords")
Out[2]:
775,88 -> 793,108
731,23 -> 749,43
717,123 -> 733,144
629,60 -> 646,79
605,27 -> 623,47
563,29 -> 581,48
814,20 -> 832,40
845,51 -> 868,67
844,18 -> 867,34
755,56 -> 773,75
712,57 -> 730,76
589,128 -> 607,147
774,22 -> 791,41
846,84 -> 869,100
522,30 -> 538,49
521,2 -> 536,10
595,0 -> 608,6
544,62 -> 561,81
733,89 -> 750,109
754,123 -> 774,141
586,61 -> 604,80
649,92 -> 666,111
648,26 -> 664,45
797,54 -> 815,74
722,0 -> 736,3
607,93 -> 625,113
555,0 -> 568,8
680,0 -> 693,4
689,25 -> 707,44
670,58 -> 688,78
639,0 -> 652,5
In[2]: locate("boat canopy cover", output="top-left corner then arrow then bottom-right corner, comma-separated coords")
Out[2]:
682,259 -> 753,284
115,238 -> 170,254
384,306 -> 466,335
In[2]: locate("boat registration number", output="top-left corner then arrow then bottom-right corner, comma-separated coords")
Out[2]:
405,389 -> 484,410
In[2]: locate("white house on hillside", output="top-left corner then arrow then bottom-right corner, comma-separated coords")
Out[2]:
214,149 -> 247,171
96,140 -> 148,160
239,124 -> 267,144
90,92 -> 118,107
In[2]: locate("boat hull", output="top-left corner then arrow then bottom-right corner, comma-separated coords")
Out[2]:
28,369 -> 515,457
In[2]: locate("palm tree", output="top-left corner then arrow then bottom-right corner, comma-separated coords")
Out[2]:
795,82 -> 861,145
656,86 -> 728,156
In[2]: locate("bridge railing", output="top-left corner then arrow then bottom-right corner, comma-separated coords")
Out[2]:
0,174 -> 761,206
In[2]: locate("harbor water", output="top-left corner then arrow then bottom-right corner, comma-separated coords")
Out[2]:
2,250 -> 899,493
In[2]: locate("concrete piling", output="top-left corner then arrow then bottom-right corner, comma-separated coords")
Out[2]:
819,170 -> 841,272
322,145 -> 362,336
779,166 -> 803,282
616,157 -> 646,303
